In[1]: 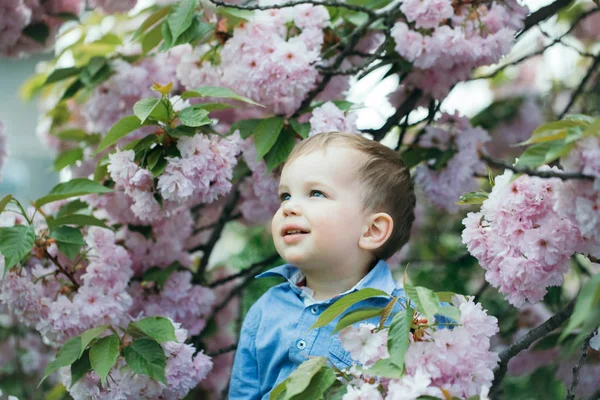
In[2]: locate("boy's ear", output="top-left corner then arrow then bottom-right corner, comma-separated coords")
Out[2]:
359,212 -> 393,251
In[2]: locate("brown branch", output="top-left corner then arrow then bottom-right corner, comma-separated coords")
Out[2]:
293,13 -> 383,116
491,300 -> 575,394
559,54 -> 600,119
474,9 -> 600,82
206,269 -> 258,323
518,0 -> 574,38
208,253 -> 280,288
480,152 -> 594,181
191,185 -> 241,283
364,89 -> 422,141
44,250 -> 79,289
207,343 -> 238,357
208,0 -> 378,18
566,329 -> 598,400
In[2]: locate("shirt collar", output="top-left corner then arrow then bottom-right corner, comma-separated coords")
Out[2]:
256,259 -> 396,298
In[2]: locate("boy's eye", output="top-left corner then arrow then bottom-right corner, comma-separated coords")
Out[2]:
279,193 -> 291,202
311,190 -> 325,198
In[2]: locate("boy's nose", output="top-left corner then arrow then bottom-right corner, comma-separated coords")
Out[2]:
282,200 -> 301,217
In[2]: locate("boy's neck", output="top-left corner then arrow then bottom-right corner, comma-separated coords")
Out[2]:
301,259 -> 377,301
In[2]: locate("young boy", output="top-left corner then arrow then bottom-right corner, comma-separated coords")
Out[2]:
229,132 -> 416,399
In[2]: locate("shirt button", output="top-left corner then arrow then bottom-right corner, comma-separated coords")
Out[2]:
310,307 -> 318,315
297,340 -> 306,350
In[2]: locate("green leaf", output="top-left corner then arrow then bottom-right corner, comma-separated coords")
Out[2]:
228,118 -> 262,139
387,308 -> 412,371
168,0 -> 198,42
186,102 -> 236,112
280,357 -> 328,399
401,147 -> 443,169
45,67 -> 81,85
181,86 -> 263,107
436,305 -> 461,322
581,118 -> 600,138
362,357 -> 402,378
289,367 -> 336,400
311,288 -> 389,329
518,119 -> 588,146
560,273 -> 600,341
290,119 -> 310,139
90,334 -> 120,386
50,226 -> 84,260
22,22 -> 50,45
41,336 -> 82,385
80,58 -> 112,88
0,194 -> 12,215
134,97 -> 169,124
56,199 -> 88,218
456,191 -> 489,205
142,263 -> 178,288
403,283 -> 440,322
177,106 -> 212,127
80,325 -> 110,357
333,308 -> 382,333
254,117 -> 285,160
514,140 -> 572,169
165,125 -> 196,138
133,6 -> 172,40
435,292 -> 456,303
146,146 -> 162,170
60,79 -> 84,101
49,214 -> 109,229
160,19 -> 174,50
142,23 -> 164,54
264,127 -> 296,172
0,225 -> 36,274
54,148 -> 84,171
70,349 -> 91,388
215,6 -> 253,22
131,317 -> 177,343
53,129 -> 89,142
95,116 -> 142,154
35,178 -> 112,208
379,297 -> 398,328
123,338 -> 167,384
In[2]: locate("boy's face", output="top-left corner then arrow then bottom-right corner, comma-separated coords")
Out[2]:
272,145 -> 372,271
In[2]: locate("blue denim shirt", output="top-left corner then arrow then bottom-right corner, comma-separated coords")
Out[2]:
228,260 -> 406,400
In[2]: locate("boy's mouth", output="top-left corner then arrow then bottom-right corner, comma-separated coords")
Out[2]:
281,225 -> 310,238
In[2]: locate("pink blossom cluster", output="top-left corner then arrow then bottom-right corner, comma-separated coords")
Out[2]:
339,323 -> 389,366
0,121 -> 6,181
0,227 -> 133,345
238,138 -> 280,224
414,113 -> 490,212
129,270 -> 215,336
309,102 -> 359,137
82,46 -> 187,135
462,169 -> 582,306
120,208 -> 194,274
158,132 -> 243,204
557,135 -> 600,257
176,1 -> 331,115
62,321 -> 213,399
88,0 -> 138,14
391,0 -> 528,98
339,296 -> 498,399
0,0 -> 83,58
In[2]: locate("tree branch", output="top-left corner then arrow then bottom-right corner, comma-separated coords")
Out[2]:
480,152 -> 594,181
583,387 -> 600,400
518,0 -> 573,38
566,329 -> 598,400
491,300 -> 575,394
365,89 -> 422,141
559,54 -> 600,119
191,185 -> 241,282
45,250 -> 79,290
209,0 -> 377,18
207,343 -> 238,357
206,269 -> 259,323
208,253 -> 280,288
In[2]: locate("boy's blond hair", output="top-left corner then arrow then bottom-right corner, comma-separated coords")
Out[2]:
285,132 -> 415,260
